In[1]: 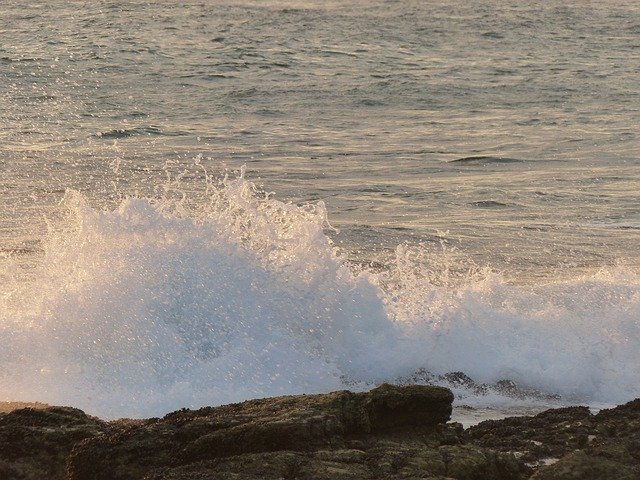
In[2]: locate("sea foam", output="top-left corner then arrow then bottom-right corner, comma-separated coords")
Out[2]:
1,173 -> 638,418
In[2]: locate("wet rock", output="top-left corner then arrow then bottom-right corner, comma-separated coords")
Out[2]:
530,450 -> 637,480
401,370 -> 560,401
442,372 -> 477,389
466,405 -> 593,463
467,398 -> 640,479
490,380 -> 560,401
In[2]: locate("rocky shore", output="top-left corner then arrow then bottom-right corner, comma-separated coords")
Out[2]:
1,384 -> 638,480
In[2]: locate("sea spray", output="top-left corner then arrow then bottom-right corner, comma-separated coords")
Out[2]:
380,247 -> 640,404
0,172 -> 405,416
0,173 -> 639,418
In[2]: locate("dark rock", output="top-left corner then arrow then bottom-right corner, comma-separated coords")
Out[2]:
2,386 -> 639,480
0,406 -> 108,480
68,384 -> 455,480
466,405 -> 593,463
442,371 -> 477,389
491,380 -> 560,401
530,450 -> 637,480
467,398 -> 640,479
422,371 -> 560,401
363,383 -> 454,432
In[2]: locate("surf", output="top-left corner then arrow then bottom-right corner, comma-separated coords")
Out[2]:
0,171 -> 638,419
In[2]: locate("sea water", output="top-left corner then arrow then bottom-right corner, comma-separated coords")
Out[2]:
1,0 -> 639,419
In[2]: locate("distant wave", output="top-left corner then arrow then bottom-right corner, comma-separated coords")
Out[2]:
0,56 -> 41,63
0,246 -> 40,256
450,156 -> 526,164
93,126 -> 186,139
583,221 -> 640,231
321,49 -> 359,57
481,31 -> 505,39
469,200 -> 513,208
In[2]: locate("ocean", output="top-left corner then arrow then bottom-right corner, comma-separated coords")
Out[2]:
1,0 -> 638,419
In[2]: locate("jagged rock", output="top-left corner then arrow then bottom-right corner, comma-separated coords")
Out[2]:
466,405 -> 593,464
530,450 -> 637,480
0,406 -> 108,480
398,370 -> 560,402
2,385 -> 639,480
441,372 -> 479,390
467,398 -> 640,479
68,384 -> 455,480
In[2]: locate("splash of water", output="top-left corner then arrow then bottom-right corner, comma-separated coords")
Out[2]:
1,172 -> 638,418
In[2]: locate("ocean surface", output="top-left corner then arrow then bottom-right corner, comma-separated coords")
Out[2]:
1,0 -> 639,419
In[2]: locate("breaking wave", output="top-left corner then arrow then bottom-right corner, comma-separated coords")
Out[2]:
1,171 -> 638,418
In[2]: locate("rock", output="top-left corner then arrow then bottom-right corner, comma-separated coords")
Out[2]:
530,450 -> 637,480
2,385 -> 639,480
0,406 -> 108,480
466,406 -> 593,464
68,384 -> 455,480
467,398 -> 640,479
0,402 -> 50,414
363,383 -> 454,432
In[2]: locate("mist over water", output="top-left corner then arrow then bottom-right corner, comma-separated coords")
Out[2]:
1,0 -> 639,417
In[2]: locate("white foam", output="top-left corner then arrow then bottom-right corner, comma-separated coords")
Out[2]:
1,174 -> 638,418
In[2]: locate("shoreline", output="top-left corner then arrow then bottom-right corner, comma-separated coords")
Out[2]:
1,385 -> 638,479
0,400 -> 595,429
